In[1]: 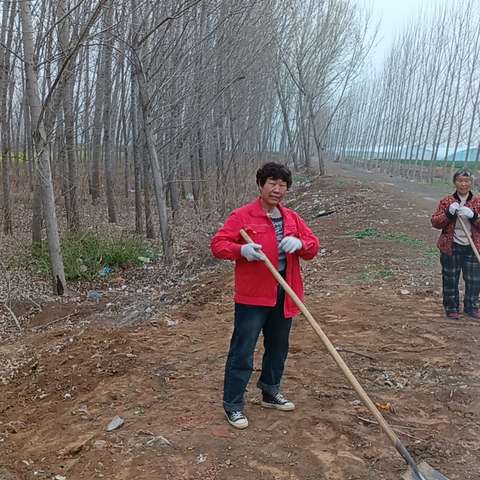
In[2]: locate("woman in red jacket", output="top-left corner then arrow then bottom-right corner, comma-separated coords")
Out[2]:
211,162 -> 319,429
431,169 -> 480,320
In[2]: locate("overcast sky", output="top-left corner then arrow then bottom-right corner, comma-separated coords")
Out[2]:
365,0 -> 444,67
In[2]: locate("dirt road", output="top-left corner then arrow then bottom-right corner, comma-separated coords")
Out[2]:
1,169 -> 479,480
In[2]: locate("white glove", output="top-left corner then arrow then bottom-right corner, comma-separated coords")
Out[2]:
448,202 -> 460,215
458,206 -> 474,218
279,236 -> 303,253
241,243 -> 264,261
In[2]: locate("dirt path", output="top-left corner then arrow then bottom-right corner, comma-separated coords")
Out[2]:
1,169 -> 479,480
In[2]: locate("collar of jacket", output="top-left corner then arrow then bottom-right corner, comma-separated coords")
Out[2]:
249,197 -> 285,217
453,191 -> 473,202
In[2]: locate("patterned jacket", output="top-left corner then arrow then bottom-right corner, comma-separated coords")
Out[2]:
431,191 -> 480,255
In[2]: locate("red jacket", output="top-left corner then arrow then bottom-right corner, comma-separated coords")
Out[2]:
431,191 -> 480,255
211,198 -> 320,317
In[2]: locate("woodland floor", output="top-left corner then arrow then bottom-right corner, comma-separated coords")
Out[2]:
1,165 -> 479,480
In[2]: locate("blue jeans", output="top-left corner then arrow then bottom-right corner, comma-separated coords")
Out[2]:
223,285 -> 292,413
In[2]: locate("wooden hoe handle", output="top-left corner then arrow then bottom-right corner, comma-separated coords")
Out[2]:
457,216 -> 480,264
239,229 -> 419,471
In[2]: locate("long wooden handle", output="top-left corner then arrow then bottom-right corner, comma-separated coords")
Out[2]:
457,216 -> 480,263
239,229 -> 419,470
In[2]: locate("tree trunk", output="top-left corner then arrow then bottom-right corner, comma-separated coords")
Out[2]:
102,2 -> 117,222
20,0 -> 66,295
0,0 -> 16,235
57,0 -> 80,231
130,63 -> 144,234
137,72 -> 173,262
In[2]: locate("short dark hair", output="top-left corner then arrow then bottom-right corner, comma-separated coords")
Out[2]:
453,169 -> 474,182
256,162 -> 292,189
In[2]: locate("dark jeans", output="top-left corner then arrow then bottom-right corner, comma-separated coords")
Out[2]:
223,285 -> 292,413
441,243 -> 480,313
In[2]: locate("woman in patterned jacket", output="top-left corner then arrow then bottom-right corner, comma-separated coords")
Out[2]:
431,169 -> 480,320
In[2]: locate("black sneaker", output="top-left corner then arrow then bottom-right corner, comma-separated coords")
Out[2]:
225,410 -> 248,429
261,392 -> 295,411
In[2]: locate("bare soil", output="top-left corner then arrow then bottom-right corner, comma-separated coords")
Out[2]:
1,168 -> 479,480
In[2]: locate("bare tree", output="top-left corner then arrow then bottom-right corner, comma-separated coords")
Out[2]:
0,0 -> 17,235
19,0 -> 66,294
333,1 -> 480,183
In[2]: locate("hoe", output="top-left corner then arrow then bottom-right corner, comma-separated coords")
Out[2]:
240,229 -> 449,480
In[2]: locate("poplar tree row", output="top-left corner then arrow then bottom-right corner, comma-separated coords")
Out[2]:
329,1 -> 480,182
0,0 -> 371,292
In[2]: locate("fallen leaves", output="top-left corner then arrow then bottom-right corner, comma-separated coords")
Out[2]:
375,401 -> 396,414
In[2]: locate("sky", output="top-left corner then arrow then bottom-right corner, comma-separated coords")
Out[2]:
364,0 -> 444,68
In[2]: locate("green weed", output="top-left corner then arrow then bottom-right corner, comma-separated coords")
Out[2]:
335,179 -> 349,189
347,228 -> 436,264
293,174 -> 309,183
383,232 -> 424,248
358,265 -> 395,282
27,232 -> 158,281
346,228 -> 381,240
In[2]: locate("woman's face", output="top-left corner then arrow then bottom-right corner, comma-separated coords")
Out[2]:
259,177 -> 288,211
455,175 -> 473,196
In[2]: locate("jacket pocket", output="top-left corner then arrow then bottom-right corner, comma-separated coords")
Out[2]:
243,223 -> 271,244
283,219 -> 298,238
